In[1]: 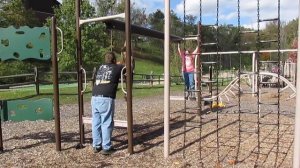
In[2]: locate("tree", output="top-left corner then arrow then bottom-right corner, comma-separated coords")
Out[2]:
148,9 -> 164,31
0,0 -> 41,78
95,0 -> 116,16
0,0 -> 39,27
184,14 -> 197,36
52,0 -> 110,71
288,38 -> 297,63
284,19 -> 298,47
170,10 -> 183,36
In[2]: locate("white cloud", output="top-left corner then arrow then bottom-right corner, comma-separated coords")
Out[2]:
133,0 -> 164,14
174,0 -> 298,27
64,0 -> 298,27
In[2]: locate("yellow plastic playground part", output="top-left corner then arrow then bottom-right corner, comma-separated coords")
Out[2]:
212,101 -> 226,108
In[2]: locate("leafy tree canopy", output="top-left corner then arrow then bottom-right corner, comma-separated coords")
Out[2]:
51,0 -> 110,71
0,0 -> 39,27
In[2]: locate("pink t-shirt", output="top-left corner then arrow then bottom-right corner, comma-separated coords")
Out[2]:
179,51 -> 195,73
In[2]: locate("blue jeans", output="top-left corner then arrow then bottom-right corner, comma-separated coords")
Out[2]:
183,72 -> 195,91
91,96 -> 115,150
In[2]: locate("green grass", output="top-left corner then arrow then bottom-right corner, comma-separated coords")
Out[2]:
0,84 -> 89,104
0,83 -> 184,105
134,59 -> 163,75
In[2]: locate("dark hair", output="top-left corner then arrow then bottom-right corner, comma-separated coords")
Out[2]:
187,48 -> 192,54
105,52 -> 116,64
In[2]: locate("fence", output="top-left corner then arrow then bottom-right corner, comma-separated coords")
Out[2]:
0,67 -> 184,94
0,67 -> 238,93
0,67 -> 95,95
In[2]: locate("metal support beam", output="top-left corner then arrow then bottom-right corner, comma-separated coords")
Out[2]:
125,0 -> 133,155
79,13 -> 125,25
164,0 -> 170,158
201,49 -> 297,55
75,0 -> 85,148
182,37 -> 198,41
51,16 -> 61,151
252,53 -> 257,96
0,100 -> 3,152
293,1 -> 300,167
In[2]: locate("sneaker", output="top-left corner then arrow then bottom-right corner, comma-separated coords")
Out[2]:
184,91 -> 189,100
93,147 -> 102,153
101,147 -> 116,155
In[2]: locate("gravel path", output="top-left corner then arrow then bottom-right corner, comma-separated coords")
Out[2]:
0,89 -> 295,167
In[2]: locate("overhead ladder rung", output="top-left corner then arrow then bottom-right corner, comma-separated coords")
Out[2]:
240,30 -> 258,34
240,71 -> 258,75
259,40 -> 278,43
259,81 -> 279,85
202,80 -> 217,83
202,42 -> 217,46
202,24 -> 218,28
259,18 -> 279,22
259,122 -> 278,126
202,62 -> 217,65
239,110 -> 259,114
80,13 -> 125,25
259,102 -> 279,106
240,128 -> 258,133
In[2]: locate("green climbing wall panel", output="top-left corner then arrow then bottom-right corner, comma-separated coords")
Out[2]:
0,99 -> 53,121
0,26 -> 51,61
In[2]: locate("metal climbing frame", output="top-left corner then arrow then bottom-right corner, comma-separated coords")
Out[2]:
0,18 -> 61,151
294,1 -> 300,167
180,0 -> 222,165
75,0 -> 134,154
164,0 -> 300,167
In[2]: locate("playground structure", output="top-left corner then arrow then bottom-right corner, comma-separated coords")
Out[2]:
75,0 -> 182,153
163,0 -> 300,167
0,18 -> 62,151
194,50 -> 298,104
0,0 -> 300,167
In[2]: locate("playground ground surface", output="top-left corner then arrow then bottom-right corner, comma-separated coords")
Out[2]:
0,88 -> 295,167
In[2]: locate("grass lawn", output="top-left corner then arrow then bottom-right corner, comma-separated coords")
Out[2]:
0,83 -> 184,104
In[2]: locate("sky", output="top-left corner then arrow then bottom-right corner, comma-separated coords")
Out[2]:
132,0 -> 299,29
58,0 -> 299,29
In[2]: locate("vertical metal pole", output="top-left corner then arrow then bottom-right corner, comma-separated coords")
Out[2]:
34,67 -> 40,95
209,66 -> 213,111
76,0 -> 85,147
51,17 -> 61,151
292,1 -> 300,166
125,0 -> 133,154
252,52 -> 257,96
197,22 -> 202,163
197,23 -> 202,114
252,53 -> 255,95
164,0 -> 170,158
0,100 -> 3,152
110,30 -> 113,52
